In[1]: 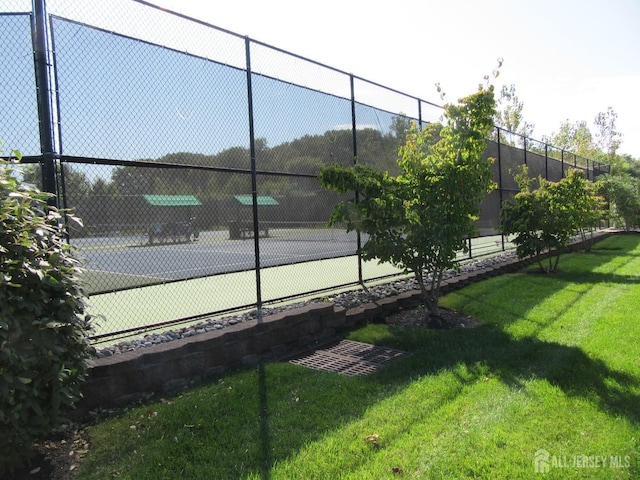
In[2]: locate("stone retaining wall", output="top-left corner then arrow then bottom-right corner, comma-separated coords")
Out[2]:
76,232 -> 611,416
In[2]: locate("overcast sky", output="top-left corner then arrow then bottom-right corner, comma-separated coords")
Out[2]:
153,0 -> 640,158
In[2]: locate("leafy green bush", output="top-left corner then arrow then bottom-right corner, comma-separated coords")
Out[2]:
596,173 -> 640,231
0,159 -> 95,474
500,167 -> 602,272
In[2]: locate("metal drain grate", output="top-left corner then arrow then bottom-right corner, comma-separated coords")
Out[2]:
288,340 -> 409,376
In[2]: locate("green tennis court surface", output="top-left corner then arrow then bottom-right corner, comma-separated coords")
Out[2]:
84,232 -> 516,345
88,256 -> 405,345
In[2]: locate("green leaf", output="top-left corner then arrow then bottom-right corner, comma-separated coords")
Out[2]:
1,158 -> 95,471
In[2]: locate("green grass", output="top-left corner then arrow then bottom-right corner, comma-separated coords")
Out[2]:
76,234 -> 640,479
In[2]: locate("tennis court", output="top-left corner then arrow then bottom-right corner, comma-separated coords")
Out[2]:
78,228 -> 514,343
75,225 -> 360,294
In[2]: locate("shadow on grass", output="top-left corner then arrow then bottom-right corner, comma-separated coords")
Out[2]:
241,322 -> 639,479
374,324 -> 640,425
246,235 -> 640,478
585,231 -> 640,252
257,364 -> 271,480
444,235 -> 640,336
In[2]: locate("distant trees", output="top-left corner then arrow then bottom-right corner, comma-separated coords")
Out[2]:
494,84 -> 535,142
543,119 -> 595,158
389,113 -> 413,147
543,106 -> 633,173
542,107 -> 640,233
492,85 -> 636,181
593,107 -> 623,167
37,122 -> 408,235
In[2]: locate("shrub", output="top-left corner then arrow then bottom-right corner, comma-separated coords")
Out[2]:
0,159 -> 95,474
500,167 -> 601,272
596,173 -> 640,231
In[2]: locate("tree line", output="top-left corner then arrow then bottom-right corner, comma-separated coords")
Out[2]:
18,82 -> 639,238
493,83 -> 640,231
22,124 -> 409,236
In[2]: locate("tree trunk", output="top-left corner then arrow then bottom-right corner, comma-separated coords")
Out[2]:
415,270 -> 433,314
414,267 -> 447,328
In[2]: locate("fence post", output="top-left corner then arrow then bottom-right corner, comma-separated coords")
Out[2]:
496,127 -> 505,251
350,74 -> 363,285
544,144 -> 548,180
245,36 -> 262,319
31,0 -> 58,204
496,127 -> 503,202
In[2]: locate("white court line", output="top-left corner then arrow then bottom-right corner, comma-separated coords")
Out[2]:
84,268 -> 170,281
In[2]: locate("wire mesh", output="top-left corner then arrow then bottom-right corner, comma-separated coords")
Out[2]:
48,0 -> 247,68
354,103 -> 410,175
0,14 -> 40,155
0,1 -> 606,341
496,139 -> 525,192
353,77 -> 422,120
546,145 -> 564,182
252,73 -> 354,171
52,17 -> 249,162
249,39 -> 351,101
0,0 -> 31,13
63,162 -> 255,293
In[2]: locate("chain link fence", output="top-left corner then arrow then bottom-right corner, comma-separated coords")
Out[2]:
1,0 -> 609,342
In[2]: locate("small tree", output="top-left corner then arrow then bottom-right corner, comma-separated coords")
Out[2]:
493,84 -> 535,142
559,169 -> 603,251
596,174 -> 640,231
1,158 -> 95,474
500,167 -> 601,272
319,82 -> 497,326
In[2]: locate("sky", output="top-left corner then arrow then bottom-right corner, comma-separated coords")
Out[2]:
150,0 -> 640,158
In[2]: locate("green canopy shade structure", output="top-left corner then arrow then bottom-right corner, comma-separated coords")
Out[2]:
143,194 -> 202,207
230,195 -> 279,239
233,195 -> 279,206
141,195 -> 202,244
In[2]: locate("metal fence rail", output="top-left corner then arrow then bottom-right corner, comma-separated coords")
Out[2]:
0,0 -> 609,341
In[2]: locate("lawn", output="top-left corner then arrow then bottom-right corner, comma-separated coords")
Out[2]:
76,234 -> 640,479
